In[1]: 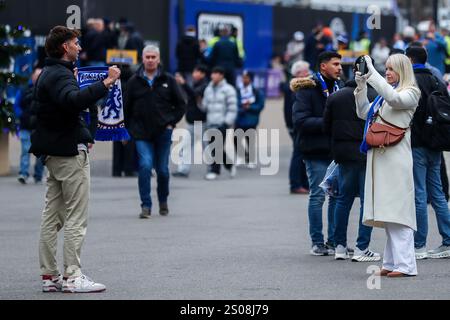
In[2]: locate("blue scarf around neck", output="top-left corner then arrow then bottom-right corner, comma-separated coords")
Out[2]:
316,72 -> 340,98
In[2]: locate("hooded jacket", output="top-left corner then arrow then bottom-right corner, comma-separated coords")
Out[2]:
201,79 -> 237,127
291,74 -> 343,160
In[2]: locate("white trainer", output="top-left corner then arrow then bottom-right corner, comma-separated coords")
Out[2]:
415,247 -> 428,260
246,163 -> 257,169
428,245 -> 450,259
205,172 -> 218,180
62,274 -> 106,293
351,248 -> 381,262
42,274 -> 63,292
334,245 -> 349,260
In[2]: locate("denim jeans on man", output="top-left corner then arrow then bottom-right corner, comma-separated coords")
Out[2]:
136,128 -> 173,209
19,130 -> 44,181
304,159 -> 336,245
333,161 -> 373,250
413,147 -> 450,248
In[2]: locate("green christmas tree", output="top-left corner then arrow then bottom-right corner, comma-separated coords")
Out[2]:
0,1 -> 30,132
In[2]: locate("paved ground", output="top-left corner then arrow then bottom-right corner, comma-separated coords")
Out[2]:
1,99 -> 449,300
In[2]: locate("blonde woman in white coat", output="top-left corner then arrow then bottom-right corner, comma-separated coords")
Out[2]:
354,54 -> 421,277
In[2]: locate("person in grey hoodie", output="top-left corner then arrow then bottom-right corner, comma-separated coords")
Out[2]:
201,66 -> 237,180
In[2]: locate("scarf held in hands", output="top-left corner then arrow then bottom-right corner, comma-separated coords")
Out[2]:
77,66 -> 130,141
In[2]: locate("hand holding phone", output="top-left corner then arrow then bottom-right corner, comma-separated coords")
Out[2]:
356,55 -> 368,75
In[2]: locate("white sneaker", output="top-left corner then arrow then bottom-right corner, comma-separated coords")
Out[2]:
229,166 -> 237,178
62,274 -> 106,293
351,248 -> 381,262
246,163 -> 257,169
428,245 -> 450,259
415,247 -> 428,260
42,274 -> 63,292
205,172 -> 218,180
334,245 -> 349,260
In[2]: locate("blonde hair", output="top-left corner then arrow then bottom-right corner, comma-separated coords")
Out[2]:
386,54 -> 417,91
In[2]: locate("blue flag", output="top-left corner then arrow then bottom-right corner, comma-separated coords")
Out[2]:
77,66 -> 130,141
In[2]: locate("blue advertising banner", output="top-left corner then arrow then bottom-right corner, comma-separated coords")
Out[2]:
182,0 -> 273,70
77,66 -> 130,141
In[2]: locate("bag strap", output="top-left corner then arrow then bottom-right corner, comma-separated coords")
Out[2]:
377,113 -> 408,130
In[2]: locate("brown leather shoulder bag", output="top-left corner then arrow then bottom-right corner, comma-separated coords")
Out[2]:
366,113 -> 407,148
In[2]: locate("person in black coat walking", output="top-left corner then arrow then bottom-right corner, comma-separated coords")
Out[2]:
323,71 -> 381,262
291,51 -> 343,256
31,26 -> 121,293
124,45 -> 187,218
173,64 -> 209,177
176,26 -> 202,85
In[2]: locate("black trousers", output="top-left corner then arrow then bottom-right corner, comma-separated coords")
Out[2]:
208,125 -> 233,174
112,139 -> 138,176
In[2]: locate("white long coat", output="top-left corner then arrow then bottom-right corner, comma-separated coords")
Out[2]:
354,71 -> 421,230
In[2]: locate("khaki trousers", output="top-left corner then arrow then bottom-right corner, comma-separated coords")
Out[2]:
39,151 -> 90,277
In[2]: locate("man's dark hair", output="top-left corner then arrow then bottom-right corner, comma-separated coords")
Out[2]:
194,64 -> 209,74
211,66 -> 225,75
409,41 -> 424,48
45,26 -> 81,59
390,48 -> 405,55
405,46 -> 428,64
242,70 -> 254,81
317,51 -> 342,67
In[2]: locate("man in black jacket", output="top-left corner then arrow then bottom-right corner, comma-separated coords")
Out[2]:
292,51 -> 342,256
173,64 -> 209,177
323,68 -> 380,262
176,26 -> 202,85
124,45 -> 187,219
405,46 -> 450,260
30,26 -> 121,293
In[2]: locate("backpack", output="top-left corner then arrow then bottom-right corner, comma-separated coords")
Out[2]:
423,78 -> 450,151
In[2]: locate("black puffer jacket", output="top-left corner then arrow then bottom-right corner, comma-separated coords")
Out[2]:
291,74 -> 343,160
124,66 -> 187,141
323,80 -> 377,163
411,67 -> 450,148
30,58 -> 108,157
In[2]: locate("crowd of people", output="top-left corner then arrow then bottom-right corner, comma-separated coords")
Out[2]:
10,17 -> 450,292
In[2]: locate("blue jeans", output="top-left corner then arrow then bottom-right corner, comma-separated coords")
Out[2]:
333,162 -> 373,250
289,130 -> 309,190
304,159 -> 336,246
19,130 -> 44,181
413,147 -> 450,248
136,129 -> 173,209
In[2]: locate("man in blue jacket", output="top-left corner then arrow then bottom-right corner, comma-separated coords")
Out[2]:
234,70 -> 265,168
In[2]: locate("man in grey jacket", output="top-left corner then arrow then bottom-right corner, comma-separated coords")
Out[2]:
202,66 -> 237,180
